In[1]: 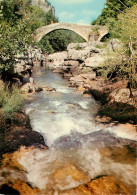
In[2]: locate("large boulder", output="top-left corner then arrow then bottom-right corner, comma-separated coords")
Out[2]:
110,88 -> 137,107
20,82 -> 43,93
47,52 -> 68,69
107,39 -> 123,52
68,48 -> 90,61
0,112 -> 47,154
84,55 -> 106,68
67,42 -> 89,51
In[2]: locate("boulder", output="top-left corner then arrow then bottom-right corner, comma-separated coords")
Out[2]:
84,55 -> 106,68
51,163 -> 90,190
107,39 -> 123,52
67,42 -> 88,50
47,52 -> 68,69
110,88 -> 137,107
63,60 -> 80,67
20,82 -> 43,93
70,73 -> 96,88
1,128 -> 46,154
0,112 -> 47,154
68,49 -> 90,61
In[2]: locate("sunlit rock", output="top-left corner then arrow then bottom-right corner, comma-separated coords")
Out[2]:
51,163 -> 90,191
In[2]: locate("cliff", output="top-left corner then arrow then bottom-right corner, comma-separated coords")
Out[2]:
31,0 -> 55,15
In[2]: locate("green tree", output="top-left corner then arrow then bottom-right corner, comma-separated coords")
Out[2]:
92,0 -> 136,25
104,4 -> 137,96
0,0 -> 34,79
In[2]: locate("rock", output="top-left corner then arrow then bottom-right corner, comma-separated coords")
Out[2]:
70,73 -> 96,88
107,39 -> 123,52
20,82 -> 43,93
84,55 -> 105,68
112,123 -> 137,141
11,112 -> 32,129
87,176 -> 132,195
43,86 -> 56,92
2,128 -> 46,154
85,78 -> 105,92
89,46 -> 101,53
77,86 -> 85,92
68,49 -> 90,61
1,146 -> 35,170
83,94 -> 91,98
9,181 -> 40,195
67,42 -> 89,51
31,0 -> 53,14
63,60 -> 80,67
58,176 -> 132,195
110,88 -> 137,107
70,75 -> 85,87
47,52 -> 68,69
51,163 -> 90,190
95,115 -> 112,123
0,112 -> 46,154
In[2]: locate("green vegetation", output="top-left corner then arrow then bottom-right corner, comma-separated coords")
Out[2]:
0,0 -> 34,79
75,43 -> 82,50
0,84 -> 23,119
91,2 -> 137,122
93,3 -> 137,97
92,0 -> 136,25
105,4 -> 137,94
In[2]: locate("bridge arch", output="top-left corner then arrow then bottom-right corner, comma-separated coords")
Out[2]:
34,23 -> 108,43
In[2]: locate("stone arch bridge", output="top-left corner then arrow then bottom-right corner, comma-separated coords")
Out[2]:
34,23 -> 108,42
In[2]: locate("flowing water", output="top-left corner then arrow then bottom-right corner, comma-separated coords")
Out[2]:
1,68 -> 136,194
19,68 -> 136,192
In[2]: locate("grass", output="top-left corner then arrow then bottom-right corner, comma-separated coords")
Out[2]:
0,84 -> 23,119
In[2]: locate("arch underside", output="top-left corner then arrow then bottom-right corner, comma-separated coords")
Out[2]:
38,27 -> 89,42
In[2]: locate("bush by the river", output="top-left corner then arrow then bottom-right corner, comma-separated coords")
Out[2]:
0,84 -> 23,119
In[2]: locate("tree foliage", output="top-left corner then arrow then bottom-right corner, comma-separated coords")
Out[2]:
103,4 -> 137,95
92,0 -> 136,25
0,0 -> 34,78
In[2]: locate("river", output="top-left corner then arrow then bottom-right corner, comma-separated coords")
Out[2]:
21,68 -> 136,193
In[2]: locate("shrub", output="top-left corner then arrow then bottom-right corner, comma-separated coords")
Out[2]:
75,43 -> 82,50
0,84 -> 23,119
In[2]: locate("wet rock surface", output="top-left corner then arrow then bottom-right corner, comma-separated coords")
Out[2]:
0,112 -> 47,155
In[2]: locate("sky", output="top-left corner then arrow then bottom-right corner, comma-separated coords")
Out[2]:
49,0 -> 106,24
